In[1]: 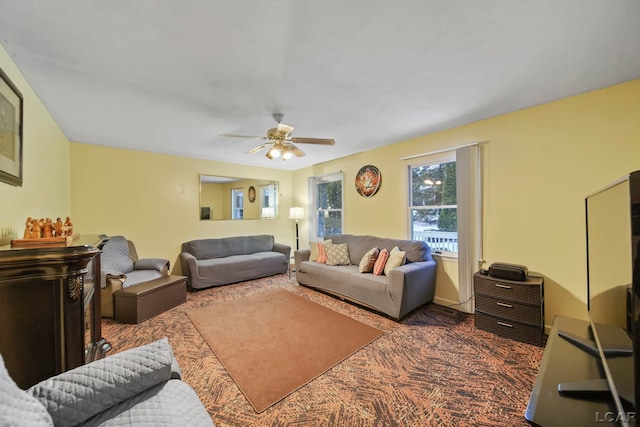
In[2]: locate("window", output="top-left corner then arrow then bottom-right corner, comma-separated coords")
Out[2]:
260,184 -> 278,212
409,157 -> 458,254
231,188 -> 243,219
309,173 -> 343,239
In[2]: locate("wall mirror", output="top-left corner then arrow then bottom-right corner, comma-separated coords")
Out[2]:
199,175 -> 279,220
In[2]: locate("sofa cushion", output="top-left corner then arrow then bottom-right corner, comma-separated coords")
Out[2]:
81,380 -> 214,427
384,246 -> 406,276
195,252 -> 287,287
182,235 -> 275,259
309,239 -> 331,262
0,354 -> 53,427
358,247 -> 379,273
373,248 -> 389,276
123,269 -> 165,288
101,236 -> 135,275
29,338 -> 174,426
325,243 -> 350,266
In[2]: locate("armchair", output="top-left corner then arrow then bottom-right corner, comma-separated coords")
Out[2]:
100,236 -> 170,318
0,338 -> 214,426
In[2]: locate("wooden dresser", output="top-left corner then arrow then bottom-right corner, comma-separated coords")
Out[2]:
0,234 -> 108,388
474,272 -> 545,346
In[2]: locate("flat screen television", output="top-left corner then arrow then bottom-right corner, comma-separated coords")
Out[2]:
558,170 -> 640,426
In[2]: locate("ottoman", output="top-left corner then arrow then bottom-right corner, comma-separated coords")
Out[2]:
114,275 -> 187,324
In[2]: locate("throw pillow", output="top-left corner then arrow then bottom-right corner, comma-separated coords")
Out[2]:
384,246 -> 406,276
373,248 -> 390,276
325,243 -> 351,266
310,239 -> 332,262
317,242 -> 329,263
359,247 -> 379,273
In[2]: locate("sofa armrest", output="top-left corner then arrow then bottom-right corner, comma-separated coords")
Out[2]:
387,260 -> 437,317
29,338 -> 175,427
295,249 -> 311,272
179,252 -> 199,288
272,242 -> 291,259
101,274 -> 125,318
134,258 -> 170,275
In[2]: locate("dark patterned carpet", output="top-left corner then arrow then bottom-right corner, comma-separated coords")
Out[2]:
102,273 -> 543,427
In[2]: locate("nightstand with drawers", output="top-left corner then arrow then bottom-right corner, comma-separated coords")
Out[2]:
473,272 -> 544,346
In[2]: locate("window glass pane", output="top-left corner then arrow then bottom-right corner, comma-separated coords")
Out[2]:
409,160 -> 457,254
317,180 -> 342,209
411,162 -> 456,206
317,210 -> 342,237
411,208 -> 458,252
231,189 -> 243,220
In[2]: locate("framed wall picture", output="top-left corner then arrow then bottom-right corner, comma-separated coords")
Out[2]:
355,165 -> 382,197
0,67 -> 23,187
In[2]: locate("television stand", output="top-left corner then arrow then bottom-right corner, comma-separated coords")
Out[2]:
525,316 -> 634,426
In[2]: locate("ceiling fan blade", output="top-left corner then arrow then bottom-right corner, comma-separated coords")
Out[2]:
291,137 -> 335,145
276,123 -> 294,138
289,144 -> 305,157
220,134 -> 267,140
246,143 -> 271,155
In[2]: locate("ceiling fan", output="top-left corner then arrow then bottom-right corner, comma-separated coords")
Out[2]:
220,114 -> 335,160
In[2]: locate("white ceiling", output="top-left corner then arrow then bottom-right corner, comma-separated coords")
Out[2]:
1,1 -> 639,171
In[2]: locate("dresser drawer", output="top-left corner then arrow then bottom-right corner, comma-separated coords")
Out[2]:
475,312 -> 544,346
475,294 -> 543,326
474,273 -> 543,305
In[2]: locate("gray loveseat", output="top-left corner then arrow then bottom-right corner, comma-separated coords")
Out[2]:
180,235 -> 291,290
295,234 -> 437,320
0,338 -> 214,427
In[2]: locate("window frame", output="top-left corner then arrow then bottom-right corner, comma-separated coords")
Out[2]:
308,172 -> 344,240
407,152 -> 458,257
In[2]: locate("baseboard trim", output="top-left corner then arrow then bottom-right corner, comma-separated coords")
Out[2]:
433,297 -> 473,314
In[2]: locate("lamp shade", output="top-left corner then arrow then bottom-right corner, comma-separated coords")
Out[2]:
289,207 -> 304,220
261,207 -> 276,219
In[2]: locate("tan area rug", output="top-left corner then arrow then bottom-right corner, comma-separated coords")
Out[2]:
187,288 -> 383,413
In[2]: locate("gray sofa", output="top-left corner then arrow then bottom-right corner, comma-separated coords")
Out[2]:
180,235 -> 291,290
295,234 -> 437,320
0,338 -> 214,427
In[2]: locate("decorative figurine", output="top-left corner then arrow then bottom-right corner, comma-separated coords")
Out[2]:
23,217 -> 33,239
64,216 -> 73,236
54,217 -> 63,237
43,218 -> 54,238
31,219 -> 42,239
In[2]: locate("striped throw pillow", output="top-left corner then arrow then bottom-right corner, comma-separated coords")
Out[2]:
373,248 -> 389,276
317,242 -> 328,263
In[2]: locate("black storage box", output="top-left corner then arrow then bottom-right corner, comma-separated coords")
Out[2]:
488,262 -> 528,281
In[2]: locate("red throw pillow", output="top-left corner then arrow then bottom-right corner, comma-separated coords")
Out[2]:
317,243 -> 328,263
373,248 -> 389,275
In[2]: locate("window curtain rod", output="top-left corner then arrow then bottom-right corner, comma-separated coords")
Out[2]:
398,141 -> 483,161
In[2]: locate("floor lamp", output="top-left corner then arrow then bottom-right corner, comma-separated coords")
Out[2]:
289,207 -> 304,251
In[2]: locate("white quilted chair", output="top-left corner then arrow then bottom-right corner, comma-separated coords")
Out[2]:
100,236 -> 170,318
0,338 -> 214,426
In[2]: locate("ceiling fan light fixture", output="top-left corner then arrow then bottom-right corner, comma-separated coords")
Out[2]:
267,145 -> 281,158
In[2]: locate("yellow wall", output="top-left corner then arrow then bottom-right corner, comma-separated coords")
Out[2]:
298,79 -> 640,325
0,44 -> 71,244
69,143 -> 296,272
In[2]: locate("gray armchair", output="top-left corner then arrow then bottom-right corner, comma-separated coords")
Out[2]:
100,236 -> 170,318
0,338 -> 214,426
